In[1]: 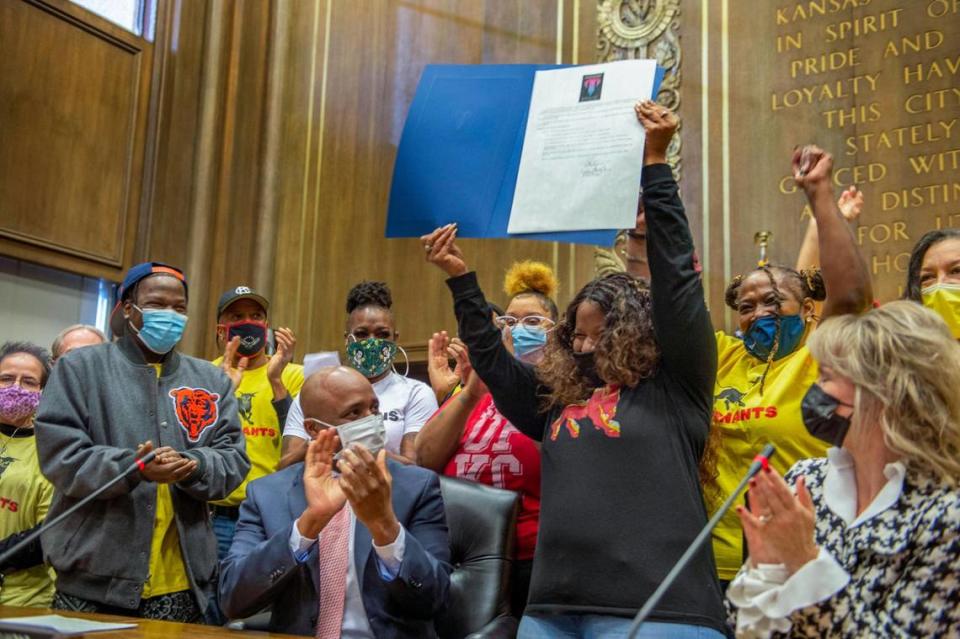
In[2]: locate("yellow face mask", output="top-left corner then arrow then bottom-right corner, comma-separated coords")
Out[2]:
922,283 -> 960,339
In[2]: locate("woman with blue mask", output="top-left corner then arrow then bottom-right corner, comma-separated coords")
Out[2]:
708,145 -> 872,588
416,261 -> 558,617
280,281 -> 438,467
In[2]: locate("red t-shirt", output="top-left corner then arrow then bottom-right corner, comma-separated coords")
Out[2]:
442,393 -> 541,560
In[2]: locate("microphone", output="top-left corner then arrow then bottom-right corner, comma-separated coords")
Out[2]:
626,443 -> 776,639
0,450 -> 158,569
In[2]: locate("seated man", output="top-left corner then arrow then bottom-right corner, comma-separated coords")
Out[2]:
220,366 -> 451,638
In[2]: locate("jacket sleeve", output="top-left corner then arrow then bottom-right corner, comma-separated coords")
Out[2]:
178,371 -> 250,501
35,358 -> 143,500
446,272 -> 550,440
644,163 -> 717,405
382,471 -> 452,618
219,485 -> 304,620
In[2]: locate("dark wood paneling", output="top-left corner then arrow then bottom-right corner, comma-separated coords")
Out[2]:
0,0 -> 152,274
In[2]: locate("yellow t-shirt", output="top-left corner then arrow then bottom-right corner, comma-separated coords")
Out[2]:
210,359 -> 304,507
710,331 -> 828,581
0,429 -> 55,607
142,365 -> 189,598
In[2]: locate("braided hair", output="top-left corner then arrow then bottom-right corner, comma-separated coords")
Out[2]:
724,264 -> 826,394
346,281 -> 393,314
538,272 -> 658,409
903,229 -> 960,302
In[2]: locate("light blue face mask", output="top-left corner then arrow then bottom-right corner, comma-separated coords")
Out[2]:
511,325 -> 548,363
130,305 -> 188,354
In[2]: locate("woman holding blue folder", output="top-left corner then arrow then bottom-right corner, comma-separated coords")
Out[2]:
420,101 -> 726,639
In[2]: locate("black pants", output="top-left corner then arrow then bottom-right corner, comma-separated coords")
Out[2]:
52,589 -> 203,624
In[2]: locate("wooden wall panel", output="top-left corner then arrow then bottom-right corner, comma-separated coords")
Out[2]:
0,0 -> 151,277
680,0 -> 960,328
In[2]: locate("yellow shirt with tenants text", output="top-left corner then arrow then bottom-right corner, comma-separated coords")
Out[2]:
141,364 -> 189,598
710,331 -> 828,581
210,359 -> 304,507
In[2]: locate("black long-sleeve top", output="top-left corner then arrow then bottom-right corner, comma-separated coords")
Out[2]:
446,163 -> 726,632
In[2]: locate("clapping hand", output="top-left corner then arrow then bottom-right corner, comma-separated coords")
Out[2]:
338,446 -> 400,546
427,331 -> 460,401
220,337 -> 248,391
135,441 -> 198,483
267,327 -> 296,395
736,466 -> 819,575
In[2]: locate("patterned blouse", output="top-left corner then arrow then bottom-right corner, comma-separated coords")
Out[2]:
728,449 -> 960,638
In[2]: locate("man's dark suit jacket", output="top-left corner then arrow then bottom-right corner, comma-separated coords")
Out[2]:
219,459 -> 452,637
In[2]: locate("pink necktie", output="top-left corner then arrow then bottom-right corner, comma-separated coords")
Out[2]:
315,505 -> 351,639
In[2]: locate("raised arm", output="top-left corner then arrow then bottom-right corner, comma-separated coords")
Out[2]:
420,226 -> 549,440
792,146 -> 872,319
635,100 -> 716,400
795,185 -> 863,272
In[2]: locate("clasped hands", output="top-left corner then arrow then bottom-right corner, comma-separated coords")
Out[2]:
135,440 -> 197,483
298,428 -> 400,546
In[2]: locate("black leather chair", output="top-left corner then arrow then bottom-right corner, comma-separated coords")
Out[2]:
436,476 -> 520,639
228,476 -> 521,638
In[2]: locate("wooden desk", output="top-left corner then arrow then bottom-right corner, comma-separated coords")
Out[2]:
0,606 -> 304,638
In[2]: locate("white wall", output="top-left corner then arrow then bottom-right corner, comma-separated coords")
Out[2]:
0,256 -> 113,352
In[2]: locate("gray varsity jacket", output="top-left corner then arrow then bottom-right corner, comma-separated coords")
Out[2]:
34,335 -> 249,612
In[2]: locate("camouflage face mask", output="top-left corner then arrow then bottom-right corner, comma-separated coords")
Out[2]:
345,337 -> 397,379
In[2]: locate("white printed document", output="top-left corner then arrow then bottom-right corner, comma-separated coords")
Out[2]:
507,59 -> 658,234
0,614 -> 136,635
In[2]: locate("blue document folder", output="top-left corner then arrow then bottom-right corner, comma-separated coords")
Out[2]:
386,64 -> 664,246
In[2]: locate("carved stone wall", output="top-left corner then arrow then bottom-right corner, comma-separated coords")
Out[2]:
595,0 -> 681,277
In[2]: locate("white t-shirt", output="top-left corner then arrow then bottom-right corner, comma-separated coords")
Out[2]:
283,372 -> 438,454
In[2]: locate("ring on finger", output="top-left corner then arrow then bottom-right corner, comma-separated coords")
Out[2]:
759,513 -> 773,524
424,244 -> 433,252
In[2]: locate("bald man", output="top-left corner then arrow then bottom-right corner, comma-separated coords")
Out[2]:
219,367 -> 451,638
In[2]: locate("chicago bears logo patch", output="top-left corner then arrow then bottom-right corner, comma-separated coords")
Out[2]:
169,387 -> 220,442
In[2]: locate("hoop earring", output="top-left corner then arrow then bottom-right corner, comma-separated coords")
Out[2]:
392,344 -> 410,378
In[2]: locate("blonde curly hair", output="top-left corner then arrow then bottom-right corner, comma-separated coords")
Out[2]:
808,301 -> 960,486
503,261 -> 559,320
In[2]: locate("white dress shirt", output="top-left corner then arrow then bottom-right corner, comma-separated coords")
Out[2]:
289,511 -> 407,638
728,447 -> 907,638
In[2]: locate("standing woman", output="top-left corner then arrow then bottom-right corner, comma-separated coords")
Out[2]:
709,146 -> 872,586
902,228 -> 960,338
416,261 -> 557,616
422,102 -> 727,638
280,281 -> 438,467
0,342 -> 55,607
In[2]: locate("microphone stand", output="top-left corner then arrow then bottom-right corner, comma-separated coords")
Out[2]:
0,451 -> 157,569
626,444 -> 777,639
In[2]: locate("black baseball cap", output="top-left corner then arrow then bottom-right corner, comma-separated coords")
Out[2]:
217,286 -> 270,318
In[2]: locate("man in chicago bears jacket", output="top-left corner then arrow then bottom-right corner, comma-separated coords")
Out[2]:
35,262 -> 249,623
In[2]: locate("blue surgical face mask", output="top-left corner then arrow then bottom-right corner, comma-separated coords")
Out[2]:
130,305 -> 188,354
511,325 -> 548,363
741,314 -> 805,362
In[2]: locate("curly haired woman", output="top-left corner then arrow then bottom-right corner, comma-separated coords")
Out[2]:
422,101 -> 726,639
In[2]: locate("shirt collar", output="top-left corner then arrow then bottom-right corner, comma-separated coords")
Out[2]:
823,446 -> 906,528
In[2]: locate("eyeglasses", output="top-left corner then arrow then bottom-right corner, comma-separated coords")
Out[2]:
0,376 -> 41,392
494,315 -> 556,331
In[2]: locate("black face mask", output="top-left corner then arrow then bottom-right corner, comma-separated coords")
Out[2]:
572,350 -> 605,389
801,383 -> 853,447
226,321 -> 268,357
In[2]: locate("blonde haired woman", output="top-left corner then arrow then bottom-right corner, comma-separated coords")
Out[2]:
728,301 -> 960,637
